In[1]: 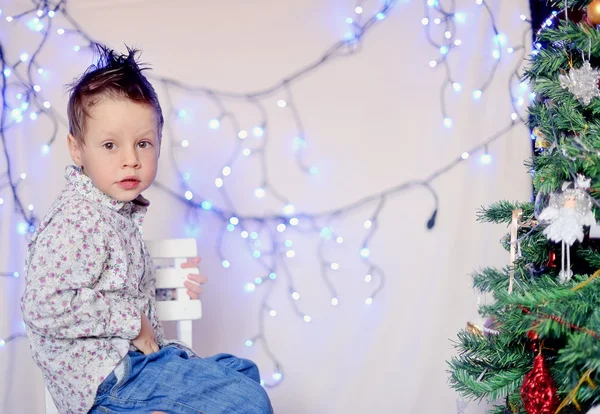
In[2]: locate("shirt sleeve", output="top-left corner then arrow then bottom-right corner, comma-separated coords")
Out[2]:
21,209 -> 141,340
140,250 -> 167,345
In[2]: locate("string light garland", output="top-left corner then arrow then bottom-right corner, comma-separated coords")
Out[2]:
0,0 -> 532,388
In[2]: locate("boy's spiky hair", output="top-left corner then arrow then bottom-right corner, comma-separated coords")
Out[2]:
67,45 -> 164,144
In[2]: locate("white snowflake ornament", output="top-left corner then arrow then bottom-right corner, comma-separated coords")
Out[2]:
559,61 -> 600,105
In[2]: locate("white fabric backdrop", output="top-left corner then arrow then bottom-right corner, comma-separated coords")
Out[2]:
1,1 -> 531,412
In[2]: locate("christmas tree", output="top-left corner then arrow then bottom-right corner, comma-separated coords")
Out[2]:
448,1 -> 600,413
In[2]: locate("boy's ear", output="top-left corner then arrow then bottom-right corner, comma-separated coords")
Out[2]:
67,134 -> 83,167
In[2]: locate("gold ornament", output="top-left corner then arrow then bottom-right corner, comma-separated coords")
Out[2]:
466,322 -> 483,337
533,127 -> 551,149
588,0 -> 600,25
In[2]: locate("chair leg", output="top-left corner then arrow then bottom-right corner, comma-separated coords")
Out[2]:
45,387 -> 59,414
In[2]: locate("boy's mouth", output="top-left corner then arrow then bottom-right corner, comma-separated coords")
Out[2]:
117,177 -> 141,190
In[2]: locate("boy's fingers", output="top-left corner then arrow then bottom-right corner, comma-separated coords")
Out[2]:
186,274 -> 208,284
181,257 -> 201,268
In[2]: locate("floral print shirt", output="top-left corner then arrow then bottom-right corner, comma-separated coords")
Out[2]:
21,166 -> 174,413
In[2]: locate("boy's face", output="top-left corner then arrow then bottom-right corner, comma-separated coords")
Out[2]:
68,97 -> 160,202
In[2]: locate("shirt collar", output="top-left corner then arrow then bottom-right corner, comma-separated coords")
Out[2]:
64,165 -> 150,213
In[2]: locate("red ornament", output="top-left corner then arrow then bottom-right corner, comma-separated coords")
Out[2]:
527,330 -> 539,342
547,250 -> 557,268
521,352 -> 559,414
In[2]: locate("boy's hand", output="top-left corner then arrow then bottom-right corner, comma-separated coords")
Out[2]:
132,313 -> 159,355
181,257 -> 208,300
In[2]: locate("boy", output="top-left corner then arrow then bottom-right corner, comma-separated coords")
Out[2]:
20,46 -> 273,414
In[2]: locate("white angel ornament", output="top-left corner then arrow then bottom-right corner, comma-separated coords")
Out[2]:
538,175 -> 596,283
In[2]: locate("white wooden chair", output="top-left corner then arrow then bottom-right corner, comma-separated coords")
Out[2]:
45,238 -> 202,413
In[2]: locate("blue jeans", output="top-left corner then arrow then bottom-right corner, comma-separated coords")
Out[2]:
89,346 -> 273,414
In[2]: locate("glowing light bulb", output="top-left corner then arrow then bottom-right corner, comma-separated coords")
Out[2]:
331,297 -> 339,306
330,263 -> 340,270
461,152 -> 469,160
365,274 -> 372,283
360,248 -> 370,258
277,100 -> 287,108
244,283 -> 256,292
292,292 -> 300,300
252,126 -> 264,137
365,297 -> 373,305
222,166 -> 231,176
277,223 -> 286,232
238,130 -> 248,140
254,187 -> 266,198
222,260 -> 230,268
269,310 -> 277,317
184,191 -> 193,200
289,218 -> 299,226
303,315 -> 312,323
286,250 -> 296,258
17,222 -> 28,234
364,220 -> 372,229
201,201 -> 212,210
480,153 -> 492,164
229,217 -> 239,225
209,119 -> 220,129
283,204 -> 295,215
245,340 -> 253,347
215,178 -> 224,188
473,90 -> 482,100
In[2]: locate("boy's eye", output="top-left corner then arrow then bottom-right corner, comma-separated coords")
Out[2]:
138,141 -> 152,149
103,143 -> 114,150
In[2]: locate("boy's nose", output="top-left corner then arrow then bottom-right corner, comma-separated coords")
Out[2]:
122,150 -> 140,168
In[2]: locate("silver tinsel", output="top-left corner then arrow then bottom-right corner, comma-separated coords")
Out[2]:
559,61 -> 600,105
